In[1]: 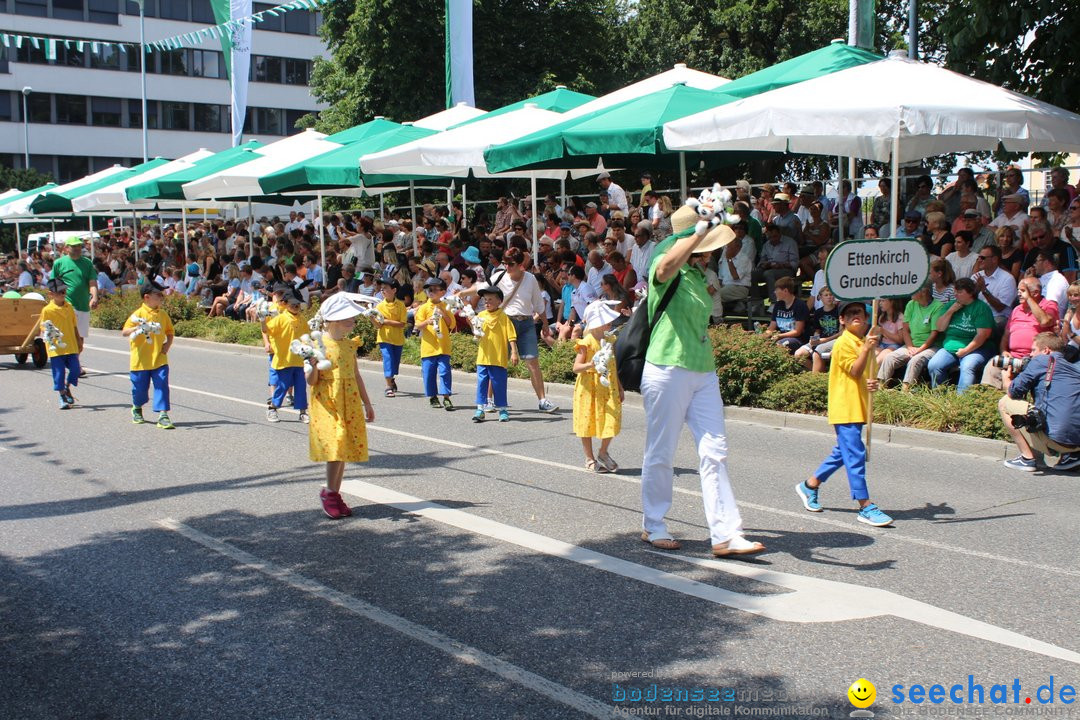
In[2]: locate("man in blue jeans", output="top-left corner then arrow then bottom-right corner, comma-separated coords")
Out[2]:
927,277 -> 995,393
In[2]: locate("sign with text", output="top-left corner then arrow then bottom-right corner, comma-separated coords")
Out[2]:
825,238 -> 930,301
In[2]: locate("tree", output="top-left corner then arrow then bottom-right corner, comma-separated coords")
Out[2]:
0,164 -> 53,193
308,0 -> 625,135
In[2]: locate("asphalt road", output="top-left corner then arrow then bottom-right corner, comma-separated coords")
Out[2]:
2,331 -> 1079,720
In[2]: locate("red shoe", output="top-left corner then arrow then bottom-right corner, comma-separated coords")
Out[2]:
333,491 -> 353,517
320,488 -> 344,519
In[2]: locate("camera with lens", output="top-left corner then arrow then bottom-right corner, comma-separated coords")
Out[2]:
991,355 -> 1029,373
1011,406 -> 1048,433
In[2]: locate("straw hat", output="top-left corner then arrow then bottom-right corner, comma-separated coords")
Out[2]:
694,224 -> 736,254
670,205 -> 699,234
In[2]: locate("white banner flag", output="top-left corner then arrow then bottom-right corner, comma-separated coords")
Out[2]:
445,0 -> 474,108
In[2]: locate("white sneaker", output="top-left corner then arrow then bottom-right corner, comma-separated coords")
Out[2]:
299,411 -> 310,424
538,398 -> 559,413
484,401 -> 496,413
266,407 -> 280,423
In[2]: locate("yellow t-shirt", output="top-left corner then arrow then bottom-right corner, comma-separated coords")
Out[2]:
265,310 -> 307,369
414,299 -> 451,357
375,299 -> 407,346
827,329 -> 868,425
123,303 -> 174,371
475,309 -> 517,368
40,301 -> 79,358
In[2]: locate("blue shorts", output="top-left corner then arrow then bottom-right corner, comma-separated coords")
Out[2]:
380,342 -> 403,378
510,316 -> 539,359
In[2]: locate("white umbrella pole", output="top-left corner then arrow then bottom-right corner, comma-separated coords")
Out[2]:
560,177 -> 566,214
379,194 -> 385,222
15,221 -> 21,260
88,215 -> 94,262
447,182 -> 453,229
530,173 -> 539,260
889,136 -> 900,237
247,197 -> 253,232
837,156 -> 845,242
181,206 -> 188,281
462,183 -> 467,229
409,181 -> 416,226
679,152 -> 688,202
317,190 -> 326,276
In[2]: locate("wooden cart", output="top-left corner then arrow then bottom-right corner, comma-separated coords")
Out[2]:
0,297 -> 48,368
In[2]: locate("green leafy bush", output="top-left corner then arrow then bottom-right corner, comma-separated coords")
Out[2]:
160,294 -> 204,323
871,385 -> 1008,440
173,316 -> 262,345
536,339 -> 578,385
953,385 -> 1009,441
759,372 -> 829,415
91,292 -> 142,330
711,324 -> 802,406
448,332 -> 479,373
350,316 -> 379,358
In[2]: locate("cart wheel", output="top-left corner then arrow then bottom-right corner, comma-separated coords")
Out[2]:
31,339 -> 47,368
15,353 -> 28,365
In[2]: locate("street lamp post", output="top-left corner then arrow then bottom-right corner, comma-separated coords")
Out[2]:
138,0 -> 148,162
21,86 -> 32,169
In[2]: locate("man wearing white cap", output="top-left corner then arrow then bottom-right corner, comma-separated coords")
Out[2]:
598,172 -> 628,215
639,205 -> 766,557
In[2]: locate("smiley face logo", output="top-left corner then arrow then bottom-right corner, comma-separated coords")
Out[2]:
848,679 -> 876,708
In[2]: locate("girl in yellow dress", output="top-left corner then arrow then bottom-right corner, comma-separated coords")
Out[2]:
306,294 -> 375,519
573,300 -> 625,473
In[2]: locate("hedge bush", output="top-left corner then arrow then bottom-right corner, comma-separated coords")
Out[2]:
759,372 -> 829,415
872,385 -> 1008,441
711,324 -> 802,406
92,291 -> 204,330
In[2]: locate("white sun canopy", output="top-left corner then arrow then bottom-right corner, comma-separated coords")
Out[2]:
662,53 -> 1080,162
411,102 -> 488,131
562,63 -> 730,121
182,130 -> 342,200
360,104 -> 604,180
72,149 -> 216,212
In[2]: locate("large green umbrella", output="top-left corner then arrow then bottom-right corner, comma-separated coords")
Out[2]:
258,123 -> 440,194
449,86 -> 595,128
0,183 -> 58,220
326,117 -> 404,145
29,158 -> 170,214
125,141 -> 264,202
484,42 -> 883,177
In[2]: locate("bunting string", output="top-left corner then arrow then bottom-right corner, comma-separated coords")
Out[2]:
0,0 -> 327,59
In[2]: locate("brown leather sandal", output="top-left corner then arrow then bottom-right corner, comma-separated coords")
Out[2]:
640,531 -> 681,551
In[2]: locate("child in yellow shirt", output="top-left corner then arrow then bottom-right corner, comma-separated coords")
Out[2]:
413,277 -> 454,410
263,288 -> 309,424
796,301 -> 893,526
121,280 -> 175,428
572,300 -> 624,472
41,277 -> 83,409
375,278 -> 408,397
471,287 -> 518,423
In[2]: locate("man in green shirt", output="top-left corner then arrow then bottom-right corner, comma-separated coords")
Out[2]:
876,286 -> 945,389
640,207 -> 765,558
927,278 -> 994,392
51,237 -> 98,373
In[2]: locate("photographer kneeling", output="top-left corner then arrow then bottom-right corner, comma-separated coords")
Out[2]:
998,332 -> 1080,472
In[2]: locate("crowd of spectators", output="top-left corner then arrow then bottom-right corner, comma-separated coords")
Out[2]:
5,165 -> 1080,394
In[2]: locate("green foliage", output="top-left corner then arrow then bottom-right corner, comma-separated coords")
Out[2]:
952,385 -> 1010,441
759,372 -> 829,415
872,385 -> 1008,441
160,294 -> 205,323
535,339 -> 578,386
449,332 -> 479,374
91,292 -> 143,330
711,325 -> 802,406
173,317 -> 263,345
0,164 -> 53,194
350,315 -> 378,357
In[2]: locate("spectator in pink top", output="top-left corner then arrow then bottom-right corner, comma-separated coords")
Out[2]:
981,277 -> 1058,389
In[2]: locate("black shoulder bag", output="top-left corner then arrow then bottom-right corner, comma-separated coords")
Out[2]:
615,274 -> 681,393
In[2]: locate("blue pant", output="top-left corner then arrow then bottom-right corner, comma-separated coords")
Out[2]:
272,366 -> 308,410
268,354 -> 275,385
50,354 -> 80,392
927,346 -> 993,393
476,365 -> 508,408
813,423 -> 869,501
130,365 -> 170,412
421,354 -> 452,397
380,342 -> 403,378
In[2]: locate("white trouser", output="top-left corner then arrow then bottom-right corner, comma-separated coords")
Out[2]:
74,310 -> 90,340
640,362 -> 743,544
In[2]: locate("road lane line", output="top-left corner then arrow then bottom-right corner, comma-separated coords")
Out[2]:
77,352 -> 1080,580
158,518 -> 617,719
341,482 -> 1080,666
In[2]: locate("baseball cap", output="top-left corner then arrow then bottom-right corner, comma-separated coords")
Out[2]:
962,209 -> 980,219
771,193 -> 791,204
424,276 -> 446,290
379,277 -> 400,290
596,172 -> 611,181
903,210 -> 922,221
65,237 -> 85,246
585,202 -> 598,209
478,286 -> 504,301
46,278 -> 66,294
559,222 -> 571,230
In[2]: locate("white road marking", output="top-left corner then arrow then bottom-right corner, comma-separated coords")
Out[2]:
78,348 -> 1080,581
158,518 -> 616,719
341,482 -> 1080,666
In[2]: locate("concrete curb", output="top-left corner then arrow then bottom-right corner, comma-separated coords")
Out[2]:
95,328 -> 1018,461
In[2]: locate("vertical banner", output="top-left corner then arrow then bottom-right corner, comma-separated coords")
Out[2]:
847,0 -> 876,50
445,0 -> 475,108
211,0 -> 252,146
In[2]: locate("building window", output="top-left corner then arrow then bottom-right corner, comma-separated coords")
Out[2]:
0,93 -> 12,122
55,94 -> 88,124
252,3 -> 281,31
92,97 -> 122,127
161,100 -> 189,130
284,58 -> 309,85
92,157 -> 127,173
191,0 -> 215,23
88,0 -> 120,23
125,0 -> 155,16
191,49 -> 221,78
285,108 -> 309,131
253,55 -> 281,83
16,42 -> 48,65
30,155 -> 55,176
90,43 -> 123,70
56,44 -> 86,68
158,0 -> 187,21
193,103 -> 227,133
159,48 -> 189,76
14,0 -> 48,17
255,107 -> 283,135
53,0 -> 85,21
58,155 -> 89,183
129,99 -> 158,130
284,8 -> 311,34
28,92 -> 52,122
